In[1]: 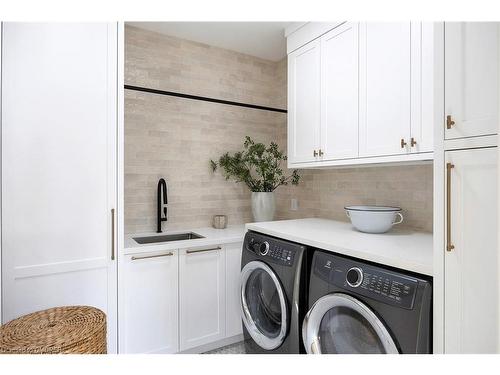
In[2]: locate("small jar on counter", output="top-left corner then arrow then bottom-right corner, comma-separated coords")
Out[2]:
212,215 -> 227,229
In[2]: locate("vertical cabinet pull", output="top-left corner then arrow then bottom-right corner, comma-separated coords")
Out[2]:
318,149 -> 324,157
446,163 -> 455,252
400,139 -> 407,149
111,208 -> 115,260
446,115 -> 455,129
410,137 -> 417,147
313,150 -> 318,157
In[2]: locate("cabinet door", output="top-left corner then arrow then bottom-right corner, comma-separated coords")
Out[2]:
288,39 -> 321,164
320,22 -> 359,160
410,22 -> 435,153
121,252 -> 179,354
445,147 -> 498,353
1,23 -> 118,351
359,22 -> 412,157
225,242 -> 243,338
445,22 -> 500,140
179,246 -> 226,351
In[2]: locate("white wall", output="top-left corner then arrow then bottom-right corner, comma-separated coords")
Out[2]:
1,22 -> 3,323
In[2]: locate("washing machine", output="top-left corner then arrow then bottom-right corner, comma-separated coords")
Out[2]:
240,231 -> 308,354
302,250 -> 432,354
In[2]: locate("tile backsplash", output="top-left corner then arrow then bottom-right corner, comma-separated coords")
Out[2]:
125,25 -> 286,233
275,164 -> 433,232
124,24 -> 433,234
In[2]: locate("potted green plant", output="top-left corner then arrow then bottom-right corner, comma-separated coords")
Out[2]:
211,136 -> 300,222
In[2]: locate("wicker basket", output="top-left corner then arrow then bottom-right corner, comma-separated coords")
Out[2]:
0,306 -> 107,354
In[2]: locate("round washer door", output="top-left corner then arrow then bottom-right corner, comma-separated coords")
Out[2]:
240,260 -> 288,350
302,293 -> 399,354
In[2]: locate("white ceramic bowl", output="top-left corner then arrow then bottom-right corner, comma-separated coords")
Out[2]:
345,205 -> 403,234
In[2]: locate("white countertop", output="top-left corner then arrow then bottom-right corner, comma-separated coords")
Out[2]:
124,225 -> 246,255
246,218 -> 433,276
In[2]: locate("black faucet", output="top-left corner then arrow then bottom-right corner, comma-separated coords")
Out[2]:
157,178 -> 168,233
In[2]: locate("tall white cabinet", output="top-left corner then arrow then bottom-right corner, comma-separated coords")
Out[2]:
1,23 -> 118,352
444,148 -> 498,353
436,21 -> 500,354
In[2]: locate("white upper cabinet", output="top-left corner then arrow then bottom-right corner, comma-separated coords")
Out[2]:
287,22 -> 435,168
288,40 -> 321,164
179,246 -> 226,351
444,147 -> 498,353
411,22 -> 435,154
320,22 -> 359,160
445,22 -> 500,140
359,22 -> 412,157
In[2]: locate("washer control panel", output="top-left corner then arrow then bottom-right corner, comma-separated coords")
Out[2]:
244,232 -> 299,267
313,251 -> 419,309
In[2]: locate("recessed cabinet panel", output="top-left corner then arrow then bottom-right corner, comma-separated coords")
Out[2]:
288,40 -> 321,163
445,22 -> 499,140
359,22 -> 411,157
444,147 -> 498,353
122,252 -> 179,354
179,247 -> 226,351
320,22 -> 359,160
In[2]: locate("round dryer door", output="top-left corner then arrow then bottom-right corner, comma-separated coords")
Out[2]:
302,293 -> 398,354
240,260 -> 288,350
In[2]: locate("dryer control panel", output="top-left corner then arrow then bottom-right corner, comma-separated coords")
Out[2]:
313,251 -> 420,310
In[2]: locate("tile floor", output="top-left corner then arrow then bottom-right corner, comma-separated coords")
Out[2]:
204,341 -> 246,354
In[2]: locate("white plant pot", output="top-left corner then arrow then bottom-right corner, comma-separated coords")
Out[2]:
251,192 -> 276,222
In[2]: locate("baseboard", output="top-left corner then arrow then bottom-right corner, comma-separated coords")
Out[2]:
178,334 -> 244,354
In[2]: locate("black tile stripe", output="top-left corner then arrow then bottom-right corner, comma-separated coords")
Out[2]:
124,85 -> 287,114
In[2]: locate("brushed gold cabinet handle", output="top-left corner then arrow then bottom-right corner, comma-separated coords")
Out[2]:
400,139 -> 407,149
446,163 -> 455,252
318,149 -> 324,157
446,115 -> 455,129
410,137 -> 417,147
111,208 -> 115,261
313,150 -> 318,157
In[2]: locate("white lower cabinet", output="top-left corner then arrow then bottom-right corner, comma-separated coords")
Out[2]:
179,245 -> 226,351
121,251 -> 179,354
121,241 -> 244,354
444,147 -> 498,353
225,243 -> 244,337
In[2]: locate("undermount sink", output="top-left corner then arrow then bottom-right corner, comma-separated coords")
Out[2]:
133,232 -> 205,244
